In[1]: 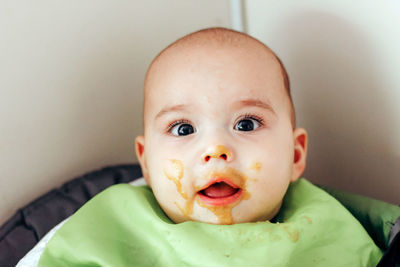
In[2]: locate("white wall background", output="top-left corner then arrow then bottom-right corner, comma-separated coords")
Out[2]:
245,0 -> 400,204
0,0 -> 231,225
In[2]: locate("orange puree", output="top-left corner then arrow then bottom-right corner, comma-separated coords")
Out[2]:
163,159 -> 187,199
196,198 -> 234,224
164,160 -> 254,224
249,162 -> 262,172
283,225 -> 299,242
175,199 -> 194,219
164,159 -> 194,219
303,216 -> 312,224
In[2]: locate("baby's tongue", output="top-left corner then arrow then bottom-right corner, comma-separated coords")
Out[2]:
203,182 -> 236,198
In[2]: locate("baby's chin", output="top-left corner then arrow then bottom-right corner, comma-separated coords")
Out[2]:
169,214 -> 275,225
165,203 -> 281,225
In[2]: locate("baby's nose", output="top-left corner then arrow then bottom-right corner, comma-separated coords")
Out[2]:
202,145 -> 232,163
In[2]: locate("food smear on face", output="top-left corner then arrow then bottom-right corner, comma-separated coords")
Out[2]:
249,162 -> 262,172
164,159 -> 187,199
164,160 -> 254,223
196,198 -> 234,224
175,199 -> 194,219
196,167 -> 251,224
163,159 -> 193,219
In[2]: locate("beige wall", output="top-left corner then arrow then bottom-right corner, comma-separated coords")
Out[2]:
0,0 -> 231,224
245,0 -> 400,204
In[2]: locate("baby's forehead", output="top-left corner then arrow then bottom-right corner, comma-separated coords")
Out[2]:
155,37 -> 275,69
145,40 -> 280,95
148,29 -> 279,75
146,51 -> 283,113
143,29 -> 293,126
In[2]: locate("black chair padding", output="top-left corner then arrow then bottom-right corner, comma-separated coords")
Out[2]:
0,164 -> 142,267
378,217 -> 400,267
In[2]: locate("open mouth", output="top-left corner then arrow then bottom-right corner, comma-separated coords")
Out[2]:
197,179 -> 243,206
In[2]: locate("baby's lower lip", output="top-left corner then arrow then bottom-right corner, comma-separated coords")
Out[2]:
197,186 -> 243,206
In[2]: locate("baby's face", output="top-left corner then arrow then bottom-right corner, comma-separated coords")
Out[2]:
136,43 -> 306,224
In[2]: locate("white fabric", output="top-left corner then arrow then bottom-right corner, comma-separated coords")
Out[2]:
16,177 -> 146,267
129,177 -> 147,187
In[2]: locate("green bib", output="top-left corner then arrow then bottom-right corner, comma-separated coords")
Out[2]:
39,179 -> 382,266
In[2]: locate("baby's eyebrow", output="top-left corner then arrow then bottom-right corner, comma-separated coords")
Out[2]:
154,99 -> 275,120
155,104 -> 189,120
235,98 -> 276,114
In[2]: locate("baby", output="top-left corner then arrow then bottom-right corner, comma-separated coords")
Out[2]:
135,27 -> 307,225
34,28 -> 383,266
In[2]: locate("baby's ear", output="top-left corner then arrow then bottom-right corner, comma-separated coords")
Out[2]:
291,128 -> 308,182
135,136 -> 150,186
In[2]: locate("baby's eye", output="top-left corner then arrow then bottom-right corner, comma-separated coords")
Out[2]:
170,123 -> 195,136
234,117 -> 261,131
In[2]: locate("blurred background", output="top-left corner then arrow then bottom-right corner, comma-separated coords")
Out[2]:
1,0 -> 399,225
